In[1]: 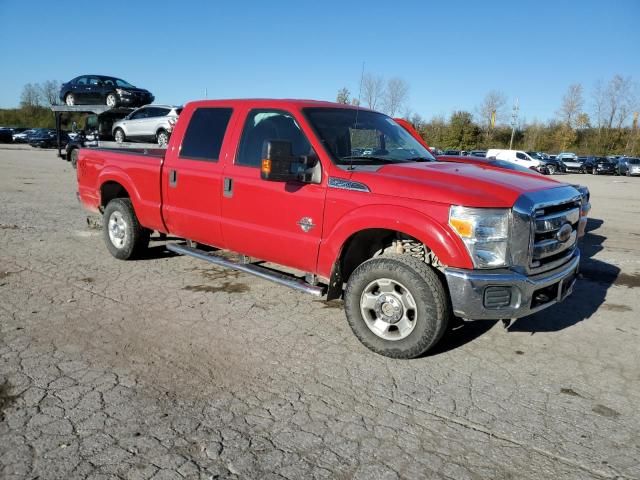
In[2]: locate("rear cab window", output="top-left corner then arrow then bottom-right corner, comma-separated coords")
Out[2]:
179,108 -> 233,162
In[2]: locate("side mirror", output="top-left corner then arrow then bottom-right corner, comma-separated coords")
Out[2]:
260,140 -> 320,183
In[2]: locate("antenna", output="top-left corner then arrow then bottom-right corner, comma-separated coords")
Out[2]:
349,62 -> 365,171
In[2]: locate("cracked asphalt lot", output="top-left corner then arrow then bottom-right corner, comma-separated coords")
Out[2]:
1,145 -> 639,479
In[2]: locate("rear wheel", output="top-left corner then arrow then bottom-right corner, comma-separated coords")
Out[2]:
344,254 -> 450,358
106,93 -> 118,108
114,128 -> 125,144
65,93 -> 75,106
103,198 -> 149,260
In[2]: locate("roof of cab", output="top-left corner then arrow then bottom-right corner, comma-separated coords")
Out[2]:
183,98 -> 374,111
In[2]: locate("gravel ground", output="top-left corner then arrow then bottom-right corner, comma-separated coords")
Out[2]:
1,145 -> 639,480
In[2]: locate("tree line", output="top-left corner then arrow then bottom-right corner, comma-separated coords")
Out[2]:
337,73 -> 640,156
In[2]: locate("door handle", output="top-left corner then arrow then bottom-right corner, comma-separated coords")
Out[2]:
223,177 -> 233,198
169,169 -> 178,187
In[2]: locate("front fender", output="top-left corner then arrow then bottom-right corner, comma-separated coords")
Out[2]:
317,204 -> 473,278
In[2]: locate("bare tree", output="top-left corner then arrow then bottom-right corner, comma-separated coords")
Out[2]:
591,79 -> 606,130
39,80 -> 61,106
557,83 -> 584,127
20,83 -> 42,108
362,73 -> 385,110
477,90 -> 507,129
604,75 -> 635,130
383,78 -> 409,117
336,87 -> 350,104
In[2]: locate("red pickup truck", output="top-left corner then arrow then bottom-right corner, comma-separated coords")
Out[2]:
77,99 -> 584,358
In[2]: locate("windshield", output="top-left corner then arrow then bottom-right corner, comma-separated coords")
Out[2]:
115,78 -> 135,88
304,108 -> 436,166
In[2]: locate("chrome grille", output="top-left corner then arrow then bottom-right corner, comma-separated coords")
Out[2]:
530,199 -> 580,273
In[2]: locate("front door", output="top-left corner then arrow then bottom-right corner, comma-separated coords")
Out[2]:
220,108 -> 326,273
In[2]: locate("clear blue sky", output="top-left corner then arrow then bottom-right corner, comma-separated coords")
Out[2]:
0,0 -> 638,123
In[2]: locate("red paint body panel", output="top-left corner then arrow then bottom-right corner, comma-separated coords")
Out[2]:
77,99 -> 567,276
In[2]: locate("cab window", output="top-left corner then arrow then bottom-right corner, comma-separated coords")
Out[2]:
179,108 -> 233,162
237,110 -> 312,167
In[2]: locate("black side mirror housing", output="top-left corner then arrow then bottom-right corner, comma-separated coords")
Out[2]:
260,140 -> 297,182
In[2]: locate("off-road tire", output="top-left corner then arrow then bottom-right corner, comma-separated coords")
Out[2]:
344,254 -> 450,358
70,148 -> 79,169
103,198 -> 149,260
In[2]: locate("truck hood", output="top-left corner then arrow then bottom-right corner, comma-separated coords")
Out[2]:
350,161 -> 564,208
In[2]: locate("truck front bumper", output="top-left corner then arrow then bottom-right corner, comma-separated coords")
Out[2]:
444,250 -> 580,320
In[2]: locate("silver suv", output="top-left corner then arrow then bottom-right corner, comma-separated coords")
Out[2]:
112,105 -> 182,146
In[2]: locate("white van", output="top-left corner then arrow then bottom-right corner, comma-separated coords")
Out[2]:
486,149 -> 542,170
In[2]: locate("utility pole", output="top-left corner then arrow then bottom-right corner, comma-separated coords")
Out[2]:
509,98 -> 519,150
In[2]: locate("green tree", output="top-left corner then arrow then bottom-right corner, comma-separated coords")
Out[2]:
444,111 -> 479,149
336,87 -> 350,104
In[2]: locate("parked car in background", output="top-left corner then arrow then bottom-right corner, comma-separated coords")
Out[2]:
557,152 -> 578,164
442,149 -> 461,155
580,157 -> 616,175
527,151 -> 565,174
438,154 -> 549,174
617,157 -> 640,176
12,128 -> 37,143
468,150 -> 487,157
112,105 -> 182,146
59,75 -> 154,108
486,149 -> 545,172
562,157 -> 586,173
0,128 -> 14,143
29,129 -> 69,148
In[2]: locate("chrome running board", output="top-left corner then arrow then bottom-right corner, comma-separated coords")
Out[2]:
167,243 -> 325,297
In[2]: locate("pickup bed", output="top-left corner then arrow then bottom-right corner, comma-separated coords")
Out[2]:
77,99 -> 585,358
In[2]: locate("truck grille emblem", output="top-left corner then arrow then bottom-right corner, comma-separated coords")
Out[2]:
556,223 -> 572,243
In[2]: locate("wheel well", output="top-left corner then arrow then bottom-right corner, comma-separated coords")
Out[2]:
100,181 -> 129,208
326,229 -> 443,300
156,128 -> 168,136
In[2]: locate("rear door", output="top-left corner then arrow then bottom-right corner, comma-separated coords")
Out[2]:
220,108 -> 326,273
162,106 -> 235,247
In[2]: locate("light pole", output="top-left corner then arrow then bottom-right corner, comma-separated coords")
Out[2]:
509,98 -> 519,150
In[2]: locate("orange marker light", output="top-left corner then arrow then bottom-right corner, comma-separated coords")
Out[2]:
449,218 -> 473,238
261,159 -> 272,175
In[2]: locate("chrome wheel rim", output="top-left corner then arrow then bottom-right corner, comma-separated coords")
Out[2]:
66,94 -> 74,106
115,130 -> 123,143
360,278 -> 417,341
108,211 -> 127,249
158,132 -> 168,146
106,95 -> 116,107
547,165 -> 555,175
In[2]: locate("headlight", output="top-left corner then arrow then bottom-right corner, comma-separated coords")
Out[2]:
449,206 -> 510,268
116,88 -> 131,95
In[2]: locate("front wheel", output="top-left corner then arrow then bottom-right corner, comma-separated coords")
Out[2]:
547,164 -> 556,175
156,129 -> 169,147
106,93 -> 118,108
344,255 -> 450,358
103,198 -> 149,260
